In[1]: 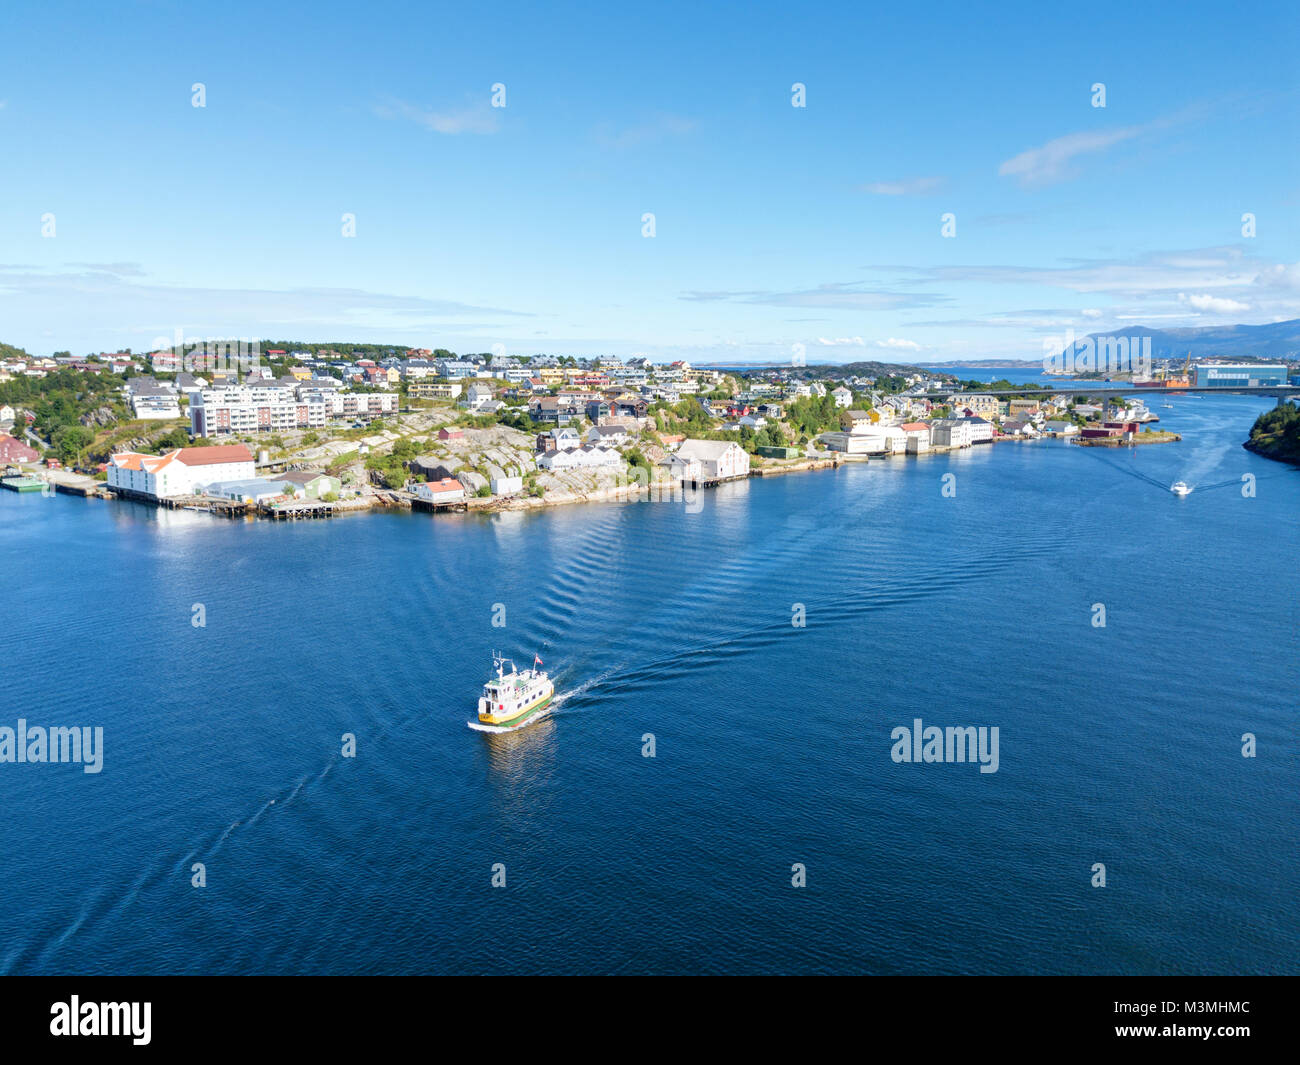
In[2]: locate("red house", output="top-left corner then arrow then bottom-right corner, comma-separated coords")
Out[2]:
438,427 -> 464,441
0,434 -> 39,464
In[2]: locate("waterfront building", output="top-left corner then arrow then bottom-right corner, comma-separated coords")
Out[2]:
666,439 -> 750,481
1042,420 -> 1079,435
964,416 -> 994,444
929,419 -> 974,448
278,471 -> 341,498
204,477 -> 295,503
1192,363 -> 1288,388
107,444 -> 255,499
819,431 -> 875,454
412,478 -> 466,504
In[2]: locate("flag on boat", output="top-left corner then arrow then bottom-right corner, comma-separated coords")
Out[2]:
534,654 -> 543,667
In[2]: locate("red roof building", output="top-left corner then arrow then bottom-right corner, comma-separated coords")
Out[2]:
0,434 -> 39,464
177,444 -> 255,466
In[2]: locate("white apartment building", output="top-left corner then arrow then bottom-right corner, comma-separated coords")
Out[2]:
131,393 -> 182,420
930,419 -> 974,448
191,386 -> 396,435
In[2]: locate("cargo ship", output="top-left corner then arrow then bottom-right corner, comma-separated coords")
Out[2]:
475,652 -> 554,730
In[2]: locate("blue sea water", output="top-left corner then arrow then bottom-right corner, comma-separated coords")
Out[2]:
0,394 -> 1296,974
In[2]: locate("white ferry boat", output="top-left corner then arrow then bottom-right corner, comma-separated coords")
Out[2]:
475,652 -> 554,730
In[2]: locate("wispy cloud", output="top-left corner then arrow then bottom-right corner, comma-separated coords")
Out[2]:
874,337 -> 921,350
680,282 -> 945,311
374,96 -> 499,135
63,262 -> 146,277
859,176 -> 944,196
998,122 -> 1165,187
594,113 -> 698,149
0,264 -> 533,352
816,336 -> 864,346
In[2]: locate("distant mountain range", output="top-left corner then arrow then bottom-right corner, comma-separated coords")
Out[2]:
1057,319 -> 1300,362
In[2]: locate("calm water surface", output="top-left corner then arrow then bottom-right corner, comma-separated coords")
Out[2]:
0,394 -> 1296,974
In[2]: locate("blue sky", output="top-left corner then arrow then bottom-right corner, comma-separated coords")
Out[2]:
1,0 -> 1296,362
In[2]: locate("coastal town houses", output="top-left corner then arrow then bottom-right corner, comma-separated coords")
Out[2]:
831,386 -> 853,408
537,427 -> 581,452
411,478 -> 466,505
460,383 -> 494,410
665,439 -> 750,482
929,419 -> 974,448
537,444 -> 621,471
963,416 -> 994,444
108,444 -> 256,499
586,424 -> 629,447
947,393 -> 998,421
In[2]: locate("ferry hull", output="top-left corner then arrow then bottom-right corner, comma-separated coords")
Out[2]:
478,692 -> 553,729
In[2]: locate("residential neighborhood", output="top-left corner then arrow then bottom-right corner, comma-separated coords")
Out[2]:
0,343 -> 1215,515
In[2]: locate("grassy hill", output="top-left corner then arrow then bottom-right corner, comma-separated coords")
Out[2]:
1244,402 -> 1300,465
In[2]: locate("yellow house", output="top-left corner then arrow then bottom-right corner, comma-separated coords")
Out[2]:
538,367 -> 565,386
289,366 -> 313,381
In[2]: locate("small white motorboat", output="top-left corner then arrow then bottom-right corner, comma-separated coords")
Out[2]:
1170,481 -> 1192,497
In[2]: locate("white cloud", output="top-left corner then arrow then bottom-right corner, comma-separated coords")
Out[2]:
374,97 -> 499,135
999,126 -> 1146,187
859,177 -> 944,196
1178,292 -> 1250,313
817,336 -> 865,346
594,114 -> 698,148
1081,308 -> 1103,318
1255,262 -> 1300,290
874,338 -> 920,350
